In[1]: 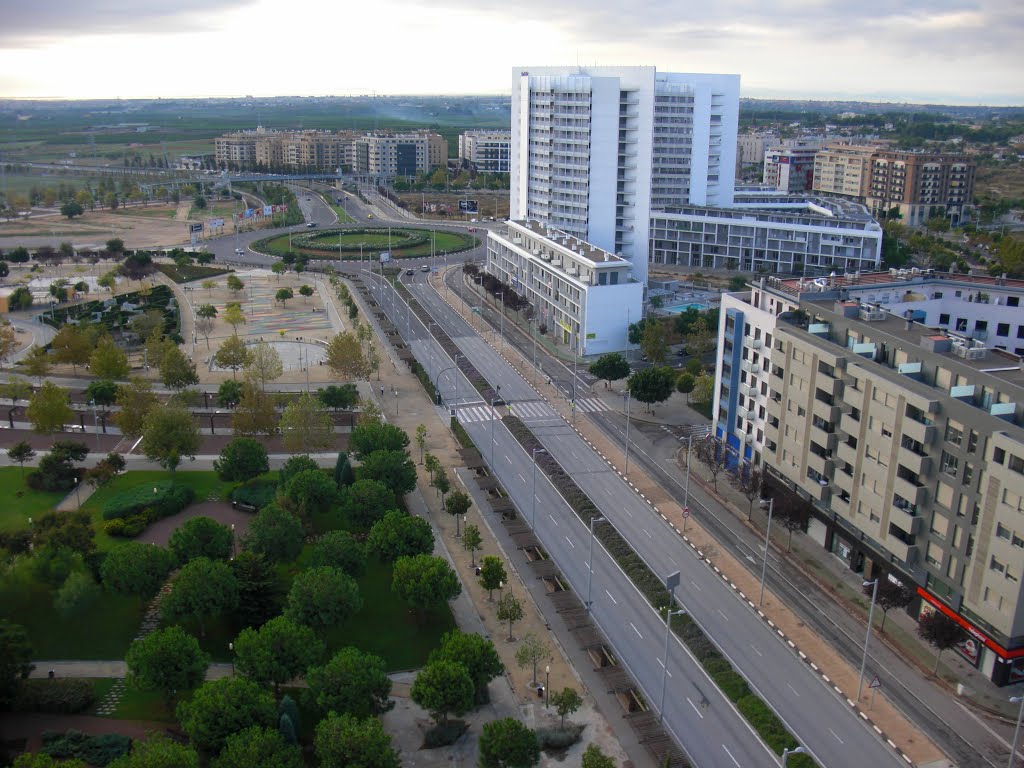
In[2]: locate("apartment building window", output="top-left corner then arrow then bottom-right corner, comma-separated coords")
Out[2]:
939,313 -> 950,325
940,451 -> 959,476
1009,454 -> 1024,475
967,430 -> 978,454
994,447 -> 1006,465
1013,534 -> 1024,549
996,523 -> 1012,541
944,424 -> 963,446
962,464 -> 974,488
1008,297 -> 1020,307
990,556 -> 1005,574
997,323 -> 1010,337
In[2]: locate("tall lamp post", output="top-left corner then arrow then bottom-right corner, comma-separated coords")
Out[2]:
758,497 -> 774,606
783,746 -> 807,766
586,516 -> 606,613
659,571 -> 682,723
531,448 -> 548,529
89,399 -> 100,451
623,391 -> 632,474
495,291 -> 504,350
489,385 -> 502,468
1008,695 -> 1024,768
858,577 -> 879,703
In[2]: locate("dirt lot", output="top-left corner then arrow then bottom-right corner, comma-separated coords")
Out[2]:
396,192 -> 509,222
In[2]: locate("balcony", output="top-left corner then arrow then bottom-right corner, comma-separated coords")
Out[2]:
820,375 -> 844,399
833,469 -> 854,495
889,505 -> 923,536
812,397 -> 841,424
897,446 -> 932,477
885,538 -> 920,565
807,480 -> 832,503
839,412 -> 861,437
902,417 -> 935,446
836,440 -> 858,467
806,451 -> 835,478
811,423 -> 839,452
894,475 -> 927,507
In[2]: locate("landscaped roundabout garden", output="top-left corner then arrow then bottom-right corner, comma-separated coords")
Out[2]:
252,227 -> 478,260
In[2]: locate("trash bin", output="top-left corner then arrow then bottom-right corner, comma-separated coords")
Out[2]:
537,686 -> 544,699
475,567 -> 481,576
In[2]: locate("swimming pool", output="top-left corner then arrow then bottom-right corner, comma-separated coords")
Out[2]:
661,302 -> 709,314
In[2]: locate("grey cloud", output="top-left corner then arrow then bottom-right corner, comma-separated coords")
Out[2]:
0,0 -> 255,45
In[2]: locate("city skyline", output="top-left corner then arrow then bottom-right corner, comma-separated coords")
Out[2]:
0,0 -> 1021,105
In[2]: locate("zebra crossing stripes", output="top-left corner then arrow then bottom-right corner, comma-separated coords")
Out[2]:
575,397 -> 610,413
509,401 -> 558,421
456,405 -> 502,424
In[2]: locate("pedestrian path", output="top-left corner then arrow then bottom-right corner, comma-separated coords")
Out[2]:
573,396 -> 610,413
507,401 -> 557,421
456,404 -> 503,424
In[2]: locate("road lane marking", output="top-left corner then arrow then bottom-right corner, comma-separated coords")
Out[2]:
690,581 -> 702,591
630,623 -> 643,639
687,697 -> 704,719
643,528 -> 652,538
549,514 -> 559,527
518,473 -> 525,483
717,609 -> 729,621
565,536 -> 575,549
829,728 -> 844,744
750,644 -> 762,657
787,683 -> 800,697
604,589 -> 617,605
656,658 -> 673,678
722,745 -> 741,767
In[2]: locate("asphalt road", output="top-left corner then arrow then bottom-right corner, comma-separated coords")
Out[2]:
368,270 -> 906,768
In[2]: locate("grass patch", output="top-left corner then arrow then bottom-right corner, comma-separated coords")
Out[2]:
253,228 -> 476,261
187,201 -> 239,221
0,467 -> 66,533
155,263 -> 232,284
113,684 -> 181,722
686,399 -> 714,419
91,678 -> 117,704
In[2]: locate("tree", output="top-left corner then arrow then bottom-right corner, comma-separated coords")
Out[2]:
201,279 -> 217,297
684,317 -> 715,357
125,626 -> 210,706
497,592 -> 524,641
357,449 -> 417,495
26,441 -> 88,494
245,341 -> 283,391
85,380 -> 118,422
348,421 -> 410,459
97,271 -> 117,292
169,517 -> 233,565
114,378 -> 158,439
445,489 -> 471,538
549,687 -> 583,728
515,633 -> 551,686
85,451 -> 125,489
865,578 -> 915,634
119,252 -> 156,282
340,479 -> 396,529
589,353 -> 631,389
284,468 -> 337,520
105,734 -> 199,768
215,438 -> 269,483
730,462 -> 764,520
211,727 -> 302,768
280,392 -> 333,454
226,274 -> 245,296
234,616 -> 323,697
691,371 -> 714,405
217,379 -> 243,408
774,494 -> 810,551
676,372 -> 695,401
50,325 -> 92,374
581,744 -> 616,768
462,524 -> 482,567
478,718 -> 540,768
232,382 -> 278,436
60,200 -> 84,219
159,345 -> 198,391
685,357 -> 704,376
7,441 -> 36,479
325,331 -> 370,380
0,620 -> 33,707
480,555 -> 507,601
694,435 -> 729,491
627,366 -> 675,413
318,383 -> 359,412
410,660 -> 474,725
195,317 -> 215,350
415,423 -> 428,464
284,566 -> 362,629
298,285 -> 314,303
223,303 -> 246,333
311,531 -> 365,577
274,288 -> 294,306
277,454 -> 319,488
392,554 -> 461,618
306,647 -> 393,719
431,629 -> 504,704
19,348 -> 50,383
640,321 -> 668,364
917,610 -> 963,674
161,557 -> 239,637
141,405 -> 200,472
101,542 -> 173,598
0,377 -> 31,428
314,713 -> 401,768
333,451 -> 355,488
245,504 -> 304,563
26,381 -> 73,434
231,551 -> 280,629
106,238 -> 126,255
177,677 -> 276,753
271,262 -> 286,280
367,510 -> 434,562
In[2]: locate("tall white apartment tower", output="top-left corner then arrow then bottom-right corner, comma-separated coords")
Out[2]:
511,66 -> 740,286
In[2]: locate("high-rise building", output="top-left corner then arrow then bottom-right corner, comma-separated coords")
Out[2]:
511,66 -> 740,286
865,150 -> 974,226
459,130 -> 512,174
763,143 -> 821,193
812,144 -> 877,200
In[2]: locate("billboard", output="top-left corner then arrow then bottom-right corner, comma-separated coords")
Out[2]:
263,205 -> 273,216
189,223 -> 203,233
458,199 -> 479,214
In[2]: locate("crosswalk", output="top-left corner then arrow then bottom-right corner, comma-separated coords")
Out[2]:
456,397 -> 614,424
456,404 -> 503,424
574,397 -> 610,413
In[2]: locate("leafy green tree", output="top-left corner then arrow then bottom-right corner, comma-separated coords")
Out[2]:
676,372 -> 695,400
348,421 -> 410,459
125,626 -> 210,706
159,345 -> 199,391
514,633 -> 551,687
479,555 -> 507,601
478,717 -> 540,768
415,424 -> 428,464
589,353 -> 631,389
639,321 -> 668,364
340,479 -> 396,529
0,620 -> 33,707
284,468 -> 336,519
226,274 -> 245,295
196,303 -> 217,320
106,735 -> 199,768
280,392 -> 334,454
392,554 -> 461,619
232,382 -> 277,436
61,200 -> 84,219
549,686 -> 583,728
215,334 -> 251,379
50,325 -> 92,373
231,551 -> 281,629
298,285 -> 314,303
318,384 -> 359,412
430,629 -> 503,704
497,592 -> 524,641
7,441 -> 36,479
285,566 -> 362,629
357,449 -> 417,495
691,371 -> 715,404
863,578 -> 915,634
26,382 -> 73,434
627,366 -> 676,413
141,405 -> 200,472
85,379 -> 119,413
684,317 -> 714,358
101,542 -> 173,598
177,677 -> 277,753
278,454 -> 319,488
306,647 -> 393,719
161,557 -> 239,637
445,489 -> 471,537
54,571 -> 101,617
310,530 -> 365,577
410,660 -> 474,725
114,378 -> 158,439
19,347 -> 51,383
333,451 -> 355,489
169,517 -> 233,565
26,441 -> 89,494
324,331 -> 370,381
245,504 -> 304,563
211,726 -> 302,768
244,341 -> 283,391
367,510 -> 433,562
223,303 -> 246,333
271,262 -> 286,280
217,379 -> 244,408
917,610 -> 963,673
685,357 -> 704,376
314,713 -> 401,768
215,438 -> 269,482
462,524 -> 482,567
234,616 -> 323,697
274,288 -> 294,306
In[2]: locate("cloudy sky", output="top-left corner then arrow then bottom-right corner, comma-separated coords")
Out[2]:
0,0 -> 1021,104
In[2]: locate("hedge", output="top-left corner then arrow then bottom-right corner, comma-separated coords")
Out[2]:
15,679 -> 95,714
41,730 -> 133,766
230,479 -> 278,510
102,480 -> 195,521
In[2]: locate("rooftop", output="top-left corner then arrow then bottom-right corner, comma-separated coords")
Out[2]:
507,220 -> 626,265
767,268 -> 1024,298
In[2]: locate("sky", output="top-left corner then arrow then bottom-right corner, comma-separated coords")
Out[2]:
0,0 -> 1021,105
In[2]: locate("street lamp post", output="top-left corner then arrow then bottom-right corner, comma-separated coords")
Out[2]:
74,478 -> 81,509
495,292 -> 504,350
545,665 -> 550,708
228,642 -> 235,675
684,434 -> 693,509
489,385 -> 501,468
531,448 -> 547,529
659,571 -> 682,723
89,399 -> 100,451
782,746 -> 807,766
1008,695 -> 1024,768
623,391 -> 632,475
758,497 -> 774,606
393,388 -> 399,416
586,516 -> 606,613
858,577 -> 880,703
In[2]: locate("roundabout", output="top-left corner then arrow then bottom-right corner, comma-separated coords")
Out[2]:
252,227 -> 478,260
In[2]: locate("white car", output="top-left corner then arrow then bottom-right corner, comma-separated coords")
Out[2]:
235,248 -> 245,255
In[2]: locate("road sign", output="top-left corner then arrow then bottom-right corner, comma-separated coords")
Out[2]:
683,506 -> 690,519
868,675 -> 881,689
189,223 -> 203,233
458,199 -> 478,214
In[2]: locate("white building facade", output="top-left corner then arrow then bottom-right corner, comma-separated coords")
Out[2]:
459,130 -> 512,174
511,66 -> 740,287
486,220 -> 643,355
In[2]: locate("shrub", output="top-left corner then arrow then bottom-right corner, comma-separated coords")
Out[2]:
104,519 -> 126,537
535,724 -> 584,751
121,515 -> 148,538
102,481 -> 194,521
15,679 -> 96,714
230,479 -> 278,510
712,670 -> 750,702
41,729 -> 133,765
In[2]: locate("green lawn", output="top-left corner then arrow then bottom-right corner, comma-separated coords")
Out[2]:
254,228 -> 477,261
113,684 -> 181,722
0,467 -> 67,533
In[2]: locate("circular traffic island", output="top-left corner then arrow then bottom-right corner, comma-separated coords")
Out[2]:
252,227 -> 478,261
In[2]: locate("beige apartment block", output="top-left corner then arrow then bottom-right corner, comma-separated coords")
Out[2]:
812,144 -> 876,199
